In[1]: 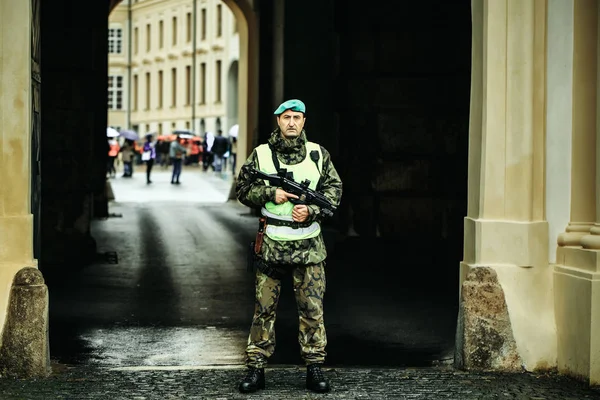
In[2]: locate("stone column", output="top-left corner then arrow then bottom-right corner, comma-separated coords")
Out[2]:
580,0 -> 600,251
557,0 -> 598,249
553,0 -> 600,386
0,0 -> 38,328
458,0 -> 555,371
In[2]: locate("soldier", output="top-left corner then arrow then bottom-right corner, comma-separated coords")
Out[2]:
235,99 -> 343,394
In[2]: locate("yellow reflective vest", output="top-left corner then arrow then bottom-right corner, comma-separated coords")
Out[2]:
256,142 -> 323,241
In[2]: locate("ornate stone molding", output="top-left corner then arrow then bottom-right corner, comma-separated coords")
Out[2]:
581,225 -> 600,250
558,222 -> 594,247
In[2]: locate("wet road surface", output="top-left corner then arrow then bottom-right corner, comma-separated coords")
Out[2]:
47,167 -> 458,369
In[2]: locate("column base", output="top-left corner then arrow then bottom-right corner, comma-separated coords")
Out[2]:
581,225 -> 600,250
554,264 -> 600,386
556,246 -> 600,272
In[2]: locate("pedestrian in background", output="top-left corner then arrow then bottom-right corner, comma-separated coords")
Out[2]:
202,131 -> 215,171
169,134 -> 187,184
230,135 -> 238,175
228,124 -> 239,175
158,139 -> 171,168
211,129 -> 229,172
142,134 -> 156,184
120,139 -> 135,178
235,99 -> 343,394
107,138 -> 120,178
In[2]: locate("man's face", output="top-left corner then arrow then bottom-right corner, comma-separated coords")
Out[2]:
277,110 -> 305,139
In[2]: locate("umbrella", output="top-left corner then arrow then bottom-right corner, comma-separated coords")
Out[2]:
119,129 -> 139,141
228,124 -> 239,138
158,134 -> 178,141
173,129 -> 195,136
178,133 -> 195,139
107,127 -> 120,137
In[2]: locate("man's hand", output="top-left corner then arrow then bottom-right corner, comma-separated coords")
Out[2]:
292,204 -> 310,222
275,188 -> 298,204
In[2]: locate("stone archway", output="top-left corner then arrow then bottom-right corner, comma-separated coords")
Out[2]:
220,0 -> 258,174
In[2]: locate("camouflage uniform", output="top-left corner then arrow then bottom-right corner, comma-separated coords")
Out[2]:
236,129 -> 343,368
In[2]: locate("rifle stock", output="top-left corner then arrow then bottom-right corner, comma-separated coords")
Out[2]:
249,167 -> 336,217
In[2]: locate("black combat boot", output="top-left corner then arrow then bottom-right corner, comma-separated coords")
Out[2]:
238,366 -> 265,393
306,363 -> 330,393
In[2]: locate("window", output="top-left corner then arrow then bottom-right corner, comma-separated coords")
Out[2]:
171,68 -> 177,106
186,12 -> 192,42
108,28 -> 122,54
145,72 -> 151,109
172,16 -> 177,46
108,75 -> 123,110
158,70 -> 163,109
215,60 -> 222,102
159,20 -> 164,49
185,65 -> 191,105
201,9 -> 206,40
133,74 -> 138,110
200,62 -> 206,104
146,23 -> 151,52
134,27 -> 139,54
216,5 -> 222,37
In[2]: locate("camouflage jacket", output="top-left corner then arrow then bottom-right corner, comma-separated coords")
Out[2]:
236,129 -> 343,266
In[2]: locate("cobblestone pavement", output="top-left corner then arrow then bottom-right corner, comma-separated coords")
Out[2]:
0,364 -> 599,399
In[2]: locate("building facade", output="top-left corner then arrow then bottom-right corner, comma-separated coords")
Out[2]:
108,0 -> 240,136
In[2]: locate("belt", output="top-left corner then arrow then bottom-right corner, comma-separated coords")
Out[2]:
265,216 -> 312,229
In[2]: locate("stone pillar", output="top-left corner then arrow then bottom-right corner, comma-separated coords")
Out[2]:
553,0 -> 600,386
580,0 -> 600,252
0,0 -> 48,377
458,0 -> 555,372
0,0 -> 38,323
557,0 -> 598,249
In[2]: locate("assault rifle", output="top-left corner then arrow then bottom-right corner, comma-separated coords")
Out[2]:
249,167 -> 337,217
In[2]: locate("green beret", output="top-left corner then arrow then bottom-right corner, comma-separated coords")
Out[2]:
274,99 -> 306,115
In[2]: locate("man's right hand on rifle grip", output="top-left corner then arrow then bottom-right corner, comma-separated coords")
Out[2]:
275,188 -> 299,204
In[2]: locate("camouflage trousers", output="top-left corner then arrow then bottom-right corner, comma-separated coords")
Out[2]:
245,262 -> 327,368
